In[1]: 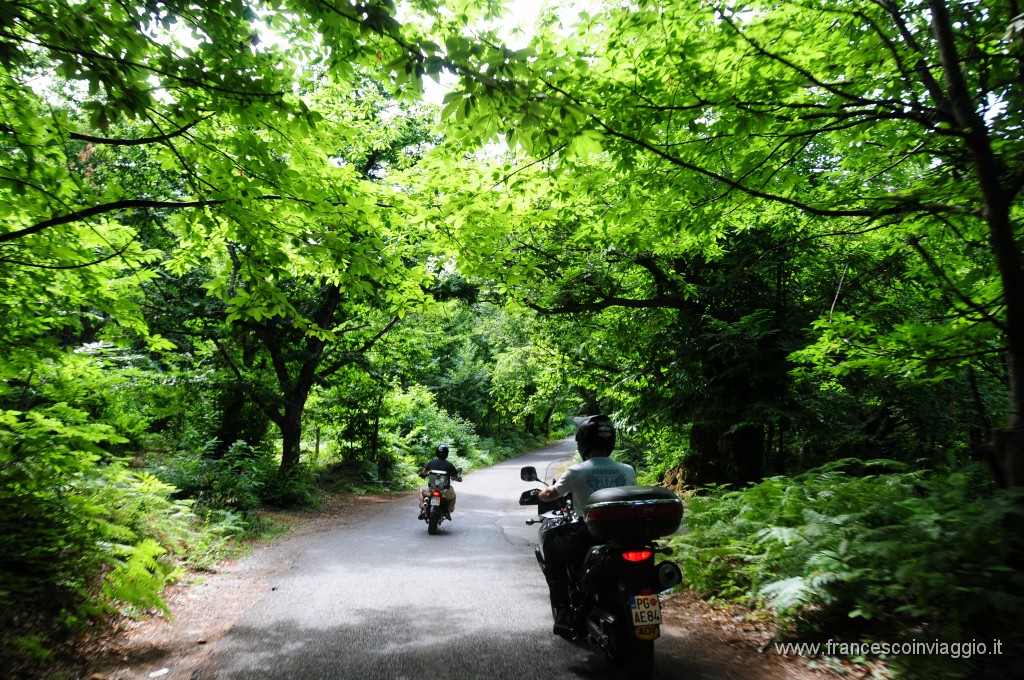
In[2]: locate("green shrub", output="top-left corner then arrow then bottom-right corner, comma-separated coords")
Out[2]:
381,384 -> 483,475
262,462 -> 318,508
154,439 -> 279,511
0,405 -> 136,622
672,461 -> 1024,678
1,402 -> 266,674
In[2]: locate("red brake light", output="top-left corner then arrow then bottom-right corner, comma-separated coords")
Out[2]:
622,551 -> 653,562
431,490 -> 441,497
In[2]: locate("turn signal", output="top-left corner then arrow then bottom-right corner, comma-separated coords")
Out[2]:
621,551 -> 653,562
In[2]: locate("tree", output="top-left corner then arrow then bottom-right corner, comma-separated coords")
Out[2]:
2,0 -> 570,660
1,1 -> 455,472
438,0 -> 1024,484
158,77 -> 440,471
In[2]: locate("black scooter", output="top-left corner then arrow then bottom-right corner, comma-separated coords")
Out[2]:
519,465 -> 683,678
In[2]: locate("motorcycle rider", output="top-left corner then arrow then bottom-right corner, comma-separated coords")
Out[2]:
418,444 -> 461,520
537,415 -> 637,638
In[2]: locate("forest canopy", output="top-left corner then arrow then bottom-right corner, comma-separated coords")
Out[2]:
1,0 -> 1022,677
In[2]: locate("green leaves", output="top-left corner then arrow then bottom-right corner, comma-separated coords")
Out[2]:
0,0 -> 1020,668
673,462 -> 1024,672
101,538 -> 176,616
0,2 -> 459,656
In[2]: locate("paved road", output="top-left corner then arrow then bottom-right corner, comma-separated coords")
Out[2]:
196,439 -> 703,679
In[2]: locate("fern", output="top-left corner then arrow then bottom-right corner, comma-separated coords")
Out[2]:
102,539 -> 178,616
670,460 -> 1024,677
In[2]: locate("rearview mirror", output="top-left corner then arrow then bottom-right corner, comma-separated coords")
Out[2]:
520,466 -> 539,482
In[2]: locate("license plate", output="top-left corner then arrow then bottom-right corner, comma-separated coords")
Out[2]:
630,594 -> 662,626
634,624 -> 660,641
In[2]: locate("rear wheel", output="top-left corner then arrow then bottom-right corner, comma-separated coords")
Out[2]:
427,507 -> 441,534
608,621 -> 654,679
623,636 -> 654,679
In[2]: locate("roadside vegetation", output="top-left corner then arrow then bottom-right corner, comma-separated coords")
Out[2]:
2,1 -> 1022,678
671,462 -> 1022,679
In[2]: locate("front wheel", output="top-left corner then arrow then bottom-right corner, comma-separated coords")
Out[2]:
427,507 -> 441,534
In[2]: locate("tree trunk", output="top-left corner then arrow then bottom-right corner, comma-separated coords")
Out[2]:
979,184 -> 1024,486
211,380 -> 270,456
541,402 -> 556,434
930,0 -> 1024,487
279,399 -> 304,471
686,422 -> 764,487
988,429 -> 1024,488
580,389 -> 601,415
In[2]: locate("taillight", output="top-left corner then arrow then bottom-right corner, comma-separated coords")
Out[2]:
621,551 -> 653,562
432,490 -> 441,497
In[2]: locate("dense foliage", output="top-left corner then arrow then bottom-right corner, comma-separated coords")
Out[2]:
431,0 -> 1024,673
436,0 -> 1022,486
0,0 -> 546,668
1,0 -> 1022,676
674,461 -> 1023,678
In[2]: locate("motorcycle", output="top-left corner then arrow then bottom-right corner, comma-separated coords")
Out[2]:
421,468 -> 461,534
519,465 -> 683,678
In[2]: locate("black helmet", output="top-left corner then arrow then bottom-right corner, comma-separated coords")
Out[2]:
435,444 -> 449,458
575,415 -> 615,459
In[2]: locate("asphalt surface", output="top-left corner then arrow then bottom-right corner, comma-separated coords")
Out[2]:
195,439 -> 700,679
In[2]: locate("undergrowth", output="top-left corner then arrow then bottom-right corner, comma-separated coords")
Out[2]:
0,429 -> 263,675
671,459 -> 1024,679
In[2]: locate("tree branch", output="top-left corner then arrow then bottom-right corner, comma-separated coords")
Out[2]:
0,235 -> 141,269
211,336 -> 283,427
316,315 -> 403,378
907,235 -> 1007,333
528,295 -> 684,315
0,196 -> 285,244
1,118 -> 212,146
